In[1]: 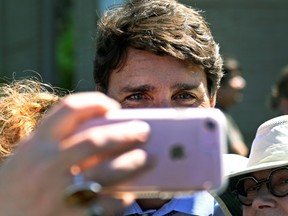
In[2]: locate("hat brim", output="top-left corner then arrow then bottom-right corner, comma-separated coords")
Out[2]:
229,160 -> 288,178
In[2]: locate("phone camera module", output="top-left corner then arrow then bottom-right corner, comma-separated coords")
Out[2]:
205,120 -> 216,131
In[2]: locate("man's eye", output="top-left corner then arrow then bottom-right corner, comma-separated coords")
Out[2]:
126,93 -> 146,100
174,92 -> 195,100
121,93 -> 150,108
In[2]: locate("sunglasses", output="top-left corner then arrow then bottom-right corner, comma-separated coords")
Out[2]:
232,167 -> 288,206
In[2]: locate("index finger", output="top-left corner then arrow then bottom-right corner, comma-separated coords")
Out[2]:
37,92 -> 121,141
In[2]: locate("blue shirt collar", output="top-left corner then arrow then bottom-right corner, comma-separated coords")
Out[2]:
124,191 -> 217,216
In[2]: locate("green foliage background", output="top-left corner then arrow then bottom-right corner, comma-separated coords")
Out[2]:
56,0 -> 74,90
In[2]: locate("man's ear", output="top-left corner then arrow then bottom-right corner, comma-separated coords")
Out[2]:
210,94 -> 217,108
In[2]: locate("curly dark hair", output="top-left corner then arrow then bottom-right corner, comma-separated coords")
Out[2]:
94,0 -> 223,98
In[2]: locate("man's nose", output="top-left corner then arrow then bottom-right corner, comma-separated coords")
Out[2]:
151,98 -> 172,108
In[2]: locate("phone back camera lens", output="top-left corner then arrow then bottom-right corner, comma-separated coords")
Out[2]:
205,120 -> 215,131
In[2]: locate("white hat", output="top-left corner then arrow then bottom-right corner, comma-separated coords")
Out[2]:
216,115 -> 288,216
222,153 -> 248,176
229,115 -> 288,178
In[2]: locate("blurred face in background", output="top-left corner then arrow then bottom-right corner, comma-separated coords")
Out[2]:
279,97 -> 288,115
217,75 -> 246,109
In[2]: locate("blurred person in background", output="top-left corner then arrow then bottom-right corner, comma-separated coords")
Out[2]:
270,65 -> 288,115
216,57 -> 248,156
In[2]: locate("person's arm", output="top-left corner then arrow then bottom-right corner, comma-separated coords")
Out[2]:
225,114 -> 248,156
0,92 -> 153,216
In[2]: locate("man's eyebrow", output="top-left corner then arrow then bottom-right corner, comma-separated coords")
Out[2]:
171,83 -> 199,90
120,84 -> 155,93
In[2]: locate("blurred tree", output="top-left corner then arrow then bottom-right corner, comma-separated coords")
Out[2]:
55,0 -> 74,90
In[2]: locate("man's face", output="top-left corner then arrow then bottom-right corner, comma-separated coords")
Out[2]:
243,168 -> 288,216
106,48 -> 215,108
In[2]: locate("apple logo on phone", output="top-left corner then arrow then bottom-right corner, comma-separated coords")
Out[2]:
170,144 -> 186,160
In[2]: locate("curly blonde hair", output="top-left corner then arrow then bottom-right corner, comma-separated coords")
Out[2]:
0,78 -> 64,160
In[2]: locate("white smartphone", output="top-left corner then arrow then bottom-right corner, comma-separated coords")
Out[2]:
81,108 -> 227,198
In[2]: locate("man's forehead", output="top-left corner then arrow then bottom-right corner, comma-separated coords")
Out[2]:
122,48 -> 203,70
118,82 -> 201,92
